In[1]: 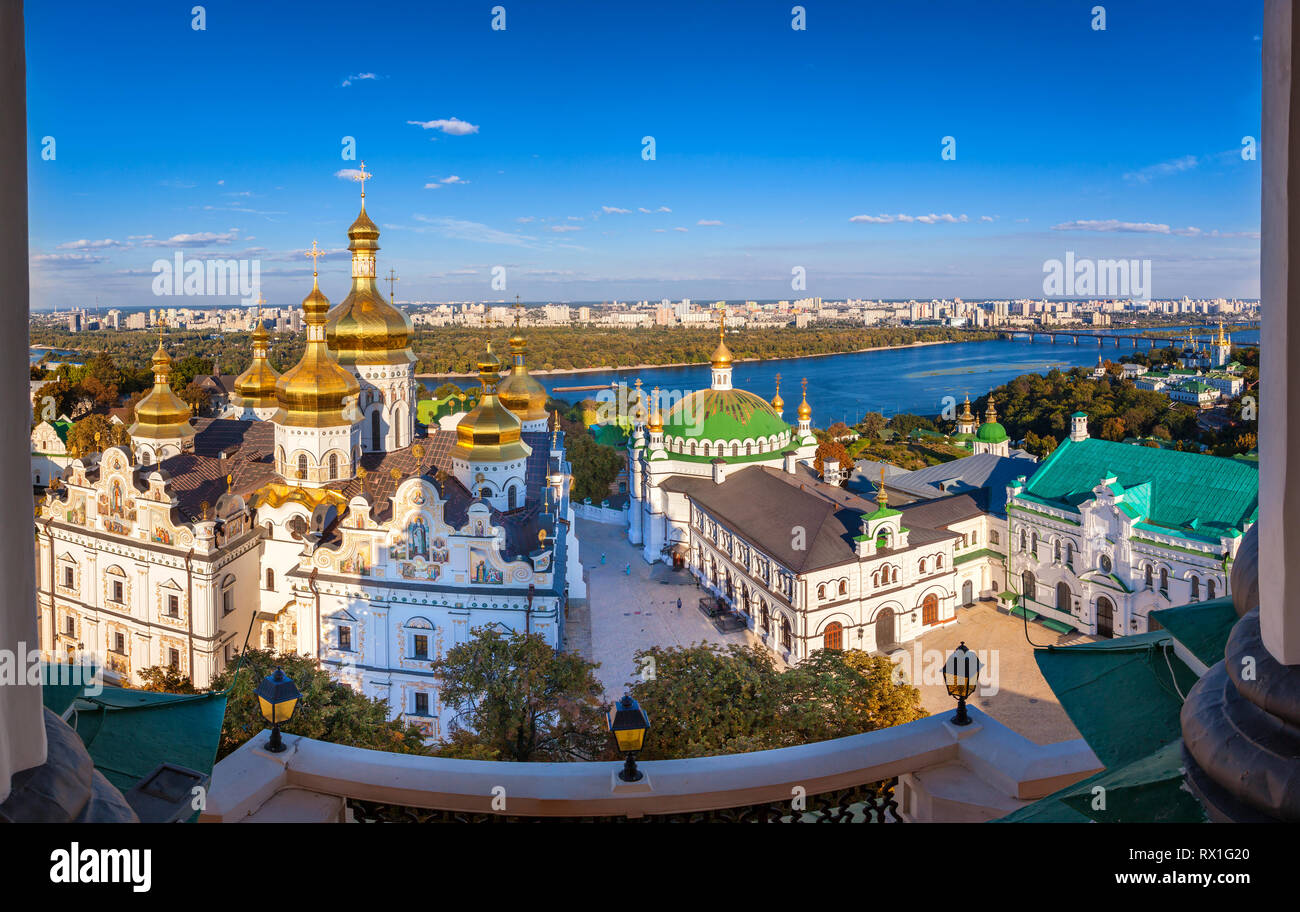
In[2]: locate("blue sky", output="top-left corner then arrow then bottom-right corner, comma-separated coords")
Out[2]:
26,0 -> 1263,310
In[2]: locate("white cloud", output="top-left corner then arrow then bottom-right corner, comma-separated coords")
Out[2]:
425,175 -> 469,189
850,213 -> 968,224
516,216 -> 536,223
980,215 -> 995,222
336,168 -> 367,181
1050,219 -> 1259,239
673,227 -> 689,233
1123,155 -> 1198,183
406,117 -> 480,136
549,225 -> 582,233
341,72 -> 378,87
697,219 -> 723,226
32,252 -> 107,265
56,238 -> 123,250
138,229 -> 242,248
602,206 -> 631,214
412,215 -> 536,247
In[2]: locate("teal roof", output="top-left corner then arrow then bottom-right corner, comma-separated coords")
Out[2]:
975,421 -> 1007,443
590,424 -> 628,447
1018,436 -> 1257,537
1150,597 -> 1237,668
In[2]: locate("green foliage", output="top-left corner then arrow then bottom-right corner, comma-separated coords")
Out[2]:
66,413 -> 131,458
558,413 -> 624,503
431,627 -> 609,762
136,666 -> 199,694
207,649 -> 431,760
627,643 -> 926,759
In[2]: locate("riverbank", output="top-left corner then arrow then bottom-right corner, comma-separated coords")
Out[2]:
416,338 -> 961,381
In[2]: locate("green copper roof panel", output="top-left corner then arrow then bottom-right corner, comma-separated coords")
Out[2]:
1033,632 -> 1198,770
1021,437 -> 1257,535
1150,597 -> 1237,668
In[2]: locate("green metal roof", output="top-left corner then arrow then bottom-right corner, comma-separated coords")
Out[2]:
1019,436 -> 1257,537
1033,631 -> 1198,770
660,388 -> 791,448
1150,597 -> 1237,669
975,420 -> 1008,443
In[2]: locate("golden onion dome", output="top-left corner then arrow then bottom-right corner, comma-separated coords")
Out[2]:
274,276 -> 361,428
454,342 -> 531,463
797,381 -> 812,421
497,332 -> 550,422
647,386 -> 664,432
326,201 -> 415,367
710,310 -> 733,369
130,341 -> 195,442
772,391 -> 785,411
233,321 -> 280,407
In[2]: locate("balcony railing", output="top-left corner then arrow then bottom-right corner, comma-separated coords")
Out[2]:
200,706 -> 1100,823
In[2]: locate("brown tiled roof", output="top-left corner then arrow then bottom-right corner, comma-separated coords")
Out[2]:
156,420 -> 556,556
662,465 -> 967,574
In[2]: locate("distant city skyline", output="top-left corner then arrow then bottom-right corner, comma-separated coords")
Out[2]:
27,0 -> 1263,310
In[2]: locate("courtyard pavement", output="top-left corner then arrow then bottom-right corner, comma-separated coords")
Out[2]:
573,519 -> 1089,746
574,519 -> 753,696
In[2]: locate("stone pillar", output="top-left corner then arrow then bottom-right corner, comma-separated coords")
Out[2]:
0,0 -> 49,802
1179,0 -> 1300,822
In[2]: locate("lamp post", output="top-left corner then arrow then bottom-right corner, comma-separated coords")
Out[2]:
942,642 -> 981,726
254,666 -> 300,753
607,695 -> 650,782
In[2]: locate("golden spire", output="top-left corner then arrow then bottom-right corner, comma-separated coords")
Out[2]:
498,298 -> 548,423
985,396 -> 998,423
772,372 -> 784,411
959,393 -> 973,421
233,288 -> 281,408
877,467 -> 888,508
710,308 -> 733,369
797,376 -> 811,421
355,160 -> 372,201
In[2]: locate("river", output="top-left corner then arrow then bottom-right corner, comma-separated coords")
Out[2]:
426,325 -> 1260,425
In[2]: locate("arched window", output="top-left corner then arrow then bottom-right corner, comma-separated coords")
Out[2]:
761,604 -> 770,633
919,559 -> 928,574
1191,576 -> 1200,601
1145,564 -> 1153,589
507,484 -> 517,510
297,453 -> 307,479
891,566 -> 899,584
1208,579 -> 1217,600
1159,567 -> 1168,594
1057,582 -> 1072,614
1022,570 -> 1036,603
265,568 -> 274,591
1031,532 -> 1038,556
371,409 -> 381,451
838,579 -> 847,596
780,617 -> 792,650
872,571 -> 879,588
817,584 -> 826,600
1019,529 -> 1027,552
140,450 -> 152,466
922,593 -> 938,625
823,621 -> 843,651
876,529 -> 890,550
265,628 -> 275,648
1065,542 -> 1074,568
1054,540 -> 1061,562
936,554 -> 944,570
328,452 -> 339,480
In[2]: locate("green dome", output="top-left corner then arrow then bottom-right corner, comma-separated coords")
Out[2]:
976,421 -> 1008,443
660,388 -> 791,446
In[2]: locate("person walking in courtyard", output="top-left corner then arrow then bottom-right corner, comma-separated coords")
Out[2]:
677,597 -> 682,612
625,563 -> 631,575
600,552 -> 606,565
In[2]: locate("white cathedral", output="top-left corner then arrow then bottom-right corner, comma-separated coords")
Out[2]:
35,175 -> 583,739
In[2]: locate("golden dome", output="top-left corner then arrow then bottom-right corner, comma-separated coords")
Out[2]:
233,321 -> 280,408
647,385 -> 664,432
771,374 -> 785,412
710,310 -> 733,368
454,341 -> 531,462
797,377 -> 812,422
130,339 -> 195,442
326,198 -> 415,367
497,326 -> 550,422
274,274 -> 361,428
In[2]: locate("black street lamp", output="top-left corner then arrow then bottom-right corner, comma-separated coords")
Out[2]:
942,642 -> 981,726
607,695 -> 650,782
255,666 -> 300,753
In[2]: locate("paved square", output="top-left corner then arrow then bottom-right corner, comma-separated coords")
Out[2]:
574,519 -> 753,696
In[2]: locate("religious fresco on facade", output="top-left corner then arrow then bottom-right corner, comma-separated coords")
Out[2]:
66,496 -> 85,526
469,546 -> 503,584
151,525 -> 172,545
340,542 -> 371,577
391,513 -> 449,581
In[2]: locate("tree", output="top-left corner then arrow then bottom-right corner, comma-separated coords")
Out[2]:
207,648 -> 431,760
431,627 -> 609,762
857,411 -> 888,439
180,380 -> 211,415
136,666 -> 198,694
432,382 -> 466,399
1100,416 -> 1127,441
626,643 -> 927,759
65,413 -> 131,458
32,378 -> 92,423
813,438 -> 853,483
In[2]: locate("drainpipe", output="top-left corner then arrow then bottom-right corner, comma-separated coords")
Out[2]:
184,549 -> 195,682
42,519 -> 54,654
309,566 -> 320,666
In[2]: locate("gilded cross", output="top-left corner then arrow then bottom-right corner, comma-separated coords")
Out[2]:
355,160 -> 372,198
306,240 -> 324,275
386,268 -> 399,303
